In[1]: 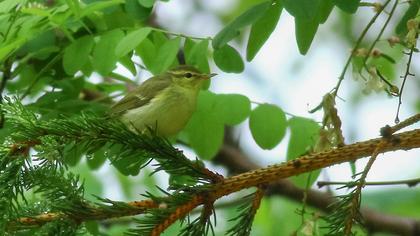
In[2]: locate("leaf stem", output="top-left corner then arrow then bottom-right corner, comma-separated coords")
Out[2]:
151,27 -> 212,41
20,52 -> 62,99
360,0 -> 399,71
318,177 -> 420,188
331,0 -> 391,97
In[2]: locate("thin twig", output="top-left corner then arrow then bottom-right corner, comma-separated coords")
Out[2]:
381,113 -> 420,137
332,0 -> 391,97
318,177 -> 420,188
360,0 -> 399,71
151,27 -> 212,41
20,52 -> 62,99
342,112 -> 415,234
396,46 -> 416,123
344,141 -> 386,235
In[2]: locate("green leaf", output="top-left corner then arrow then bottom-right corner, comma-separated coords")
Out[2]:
216,94 -> 251,125
283,0 -> 321,20
80,0 -> 124,17
0,38 -> 26,63
87,146 -> 108,170
295,17 -> 319,55
109,144 -> 147,176
0,0 -> 25,13
287,117 -> 320,188
395,0 -> 420,35
136,38 -> 156,69
32,94 -> 104,119
70,163 -> 103,201
213,44 -> 244,73
96,83 -> 126,94
150,37 -> 181,74
138,0 -> 155,8
319,0 -> 334,23
63,36 -> 94,75
125,0 -> 153,20
66,0 -> 82,18
110,72 -> 133,84
212,1 -> 271,49
63,141 -> 84,166
246,0 -> 282,61
151,31 -> 168,48
185,91 -> 224,160
21,6 -> 51,17
93,29 -> 124,75
81,58 -> 94,76
115,27 -> 152,58
184,38 -> 195,55
85,221 -> 100,235
53,77 -> 85,98
249,104 -> 287,149
119,54 -> 137,76
17,30 -> 56,58
287,117 -> 320,159
333,0 -> 360,14
184,39 -> 210,88
185,39 -> 210,73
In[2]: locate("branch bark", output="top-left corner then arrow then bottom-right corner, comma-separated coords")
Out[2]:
11,128 -> 420,235
213,135 -> 420,236
210,129 -> 420,199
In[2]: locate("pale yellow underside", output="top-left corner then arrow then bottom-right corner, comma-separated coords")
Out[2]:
120,84 -> 199,137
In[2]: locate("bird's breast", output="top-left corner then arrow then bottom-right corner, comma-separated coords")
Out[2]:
121,85 -> 199,137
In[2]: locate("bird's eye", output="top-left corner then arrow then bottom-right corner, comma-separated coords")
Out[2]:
184,72 -> 193,78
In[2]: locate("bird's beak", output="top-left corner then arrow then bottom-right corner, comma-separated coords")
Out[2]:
203,73 -> 217,79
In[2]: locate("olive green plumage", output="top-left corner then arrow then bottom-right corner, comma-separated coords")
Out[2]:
110,65 -> 215,137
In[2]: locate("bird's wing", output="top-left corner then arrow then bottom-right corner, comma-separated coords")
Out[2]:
110,75 -> 172,115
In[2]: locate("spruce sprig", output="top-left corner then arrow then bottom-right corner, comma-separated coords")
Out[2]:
0,98 -> 219,234
226,190 -> 262,236
2,98 -> 216,182
127,191 -> 194,235
323,183 -> 363,236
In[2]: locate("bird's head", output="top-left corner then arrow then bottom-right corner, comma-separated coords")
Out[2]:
167,65 -> 216,89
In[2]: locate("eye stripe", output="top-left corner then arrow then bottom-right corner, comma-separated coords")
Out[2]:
168,70 -> 198,78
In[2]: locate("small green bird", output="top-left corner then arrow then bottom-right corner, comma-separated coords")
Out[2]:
110,65 -> 216,137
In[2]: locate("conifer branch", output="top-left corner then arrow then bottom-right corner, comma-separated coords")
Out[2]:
226,187 -> 265,236
3,100 -> 420,235
10,125 -> 420,232
209,128 -> 420,200
332,113 -> 419,235
346,142 -> 384,234
149,195 -> 204,236
215,142 -> 420,236
10,199 -> 158,229
178,196 -> 216,236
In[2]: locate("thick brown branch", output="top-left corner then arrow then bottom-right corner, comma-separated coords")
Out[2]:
210,129 -> 420,199
214,130 -> 420,236
11,128 -> 420,235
